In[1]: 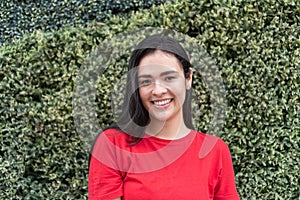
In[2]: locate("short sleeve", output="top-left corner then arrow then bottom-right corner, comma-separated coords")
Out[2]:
88,132 -> 124,200
214,140 -> 240,200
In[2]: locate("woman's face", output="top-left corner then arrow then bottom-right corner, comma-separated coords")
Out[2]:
137,50 -> 192,123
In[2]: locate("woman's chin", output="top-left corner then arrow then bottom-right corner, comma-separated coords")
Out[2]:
149,112 -> 169,123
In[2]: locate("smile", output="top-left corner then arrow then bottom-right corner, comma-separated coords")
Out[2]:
152,99 -> 172,106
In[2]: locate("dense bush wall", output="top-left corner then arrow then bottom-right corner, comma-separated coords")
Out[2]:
1,0 -> 299,199
0,0 -> 166,44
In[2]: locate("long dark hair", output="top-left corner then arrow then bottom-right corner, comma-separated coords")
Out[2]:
113,34 -> 194,144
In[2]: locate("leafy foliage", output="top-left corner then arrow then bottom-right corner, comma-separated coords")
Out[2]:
0,0 -> 166,44
1,0 -> 299,199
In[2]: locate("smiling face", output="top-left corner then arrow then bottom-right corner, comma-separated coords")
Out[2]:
137,50 -> 192,125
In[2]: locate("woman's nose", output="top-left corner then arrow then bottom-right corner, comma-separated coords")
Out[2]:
151,82 -> 167,96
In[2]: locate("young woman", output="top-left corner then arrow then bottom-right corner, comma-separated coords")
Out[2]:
88,34 -> 240,199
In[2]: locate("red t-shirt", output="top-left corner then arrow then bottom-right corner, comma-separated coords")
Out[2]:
89,129 -> 240,200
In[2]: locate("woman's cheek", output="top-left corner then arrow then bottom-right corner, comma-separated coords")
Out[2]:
139,88 -> 150,109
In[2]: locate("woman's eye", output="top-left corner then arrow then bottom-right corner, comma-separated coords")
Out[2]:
165,76 -> 176,81
139,80 -> 152,86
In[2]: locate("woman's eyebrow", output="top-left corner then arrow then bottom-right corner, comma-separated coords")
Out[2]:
137,74 -> 152,79
160,70 -> 179,76
138,71 -> 179,79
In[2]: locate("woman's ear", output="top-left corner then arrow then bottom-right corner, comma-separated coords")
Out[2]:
186,68 -> 193,90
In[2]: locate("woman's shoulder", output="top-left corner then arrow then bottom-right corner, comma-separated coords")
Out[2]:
93,127 -> 134,146
90,128 -> 130,155
194,131 -> 228,145
102,128 -> 125,136
97,127 -> 128,139
194,131 -> 230,158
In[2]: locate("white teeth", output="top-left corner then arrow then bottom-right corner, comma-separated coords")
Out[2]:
153,99 -> 171,106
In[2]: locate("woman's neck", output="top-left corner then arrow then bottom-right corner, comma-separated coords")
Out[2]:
145,116 -> 191,140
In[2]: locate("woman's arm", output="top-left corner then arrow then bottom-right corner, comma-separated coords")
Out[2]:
88,131 -> 124,199
214,140 -> 240,200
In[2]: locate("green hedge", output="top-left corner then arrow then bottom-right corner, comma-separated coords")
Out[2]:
0,0 -> 166,44
1,0 -> 299,199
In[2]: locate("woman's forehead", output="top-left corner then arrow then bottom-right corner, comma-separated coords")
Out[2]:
137,64 -> 183,78
138,50 -> 182,73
